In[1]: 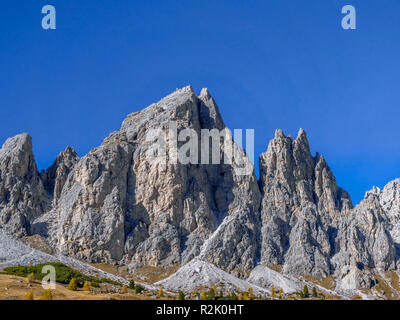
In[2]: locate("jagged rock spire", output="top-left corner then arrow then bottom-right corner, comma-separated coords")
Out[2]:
258,128 -> 352,277
41,146 -> 80,204
0,133 -> 48,236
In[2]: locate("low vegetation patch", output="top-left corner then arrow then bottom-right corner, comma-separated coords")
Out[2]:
2,262 -> 122,288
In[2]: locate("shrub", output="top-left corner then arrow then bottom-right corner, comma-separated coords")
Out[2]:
82,281 -> 91,291
207,288 -> 215,300
229,293 -> 238,300
27,272 -> 35,284
312,287 -> 317,298
212,284 -> 217,296
271,286 -> 276,298
40,289 -> 53,300
303,285 -> 309,298
134,284 -> 144,294
178,291 -> 185,300
4,263 -> 92,285
25,289 -> 34,300
100,278 -> 121,286
128,280 -> 135,290
248,288 -> 254,299
242,292 -> 250,300
158,287 -> 164,298
68,278 -> 78,291
3,263 -> 120,290
120,285 -> 128,294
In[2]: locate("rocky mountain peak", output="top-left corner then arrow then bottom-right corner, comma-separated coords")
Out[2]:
0,133 -> 48,237
41,146 -> 80,202
1,87 -> 400,297
0,133 -> 36,178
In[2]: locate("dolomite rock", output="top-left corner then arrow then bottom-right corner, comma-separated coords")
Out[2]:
40,146 -> 80,205
30,86 -> 260,271
155,258 -> 269,296
1,86 -> 400,297
258,129 -> 352,277
0,134 -> 49,237
331,185 -> 398,288
378,179 -> 400,249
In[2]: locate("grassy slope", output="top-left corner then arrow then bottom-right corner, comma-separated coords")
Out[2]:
0,274 -> 174,301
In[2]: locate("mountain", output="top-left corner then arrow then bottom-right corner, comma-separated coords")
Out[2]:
0,86 -> 399,299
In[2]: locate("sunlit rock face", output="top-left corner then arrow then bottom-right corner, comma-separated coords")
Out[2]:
1,87 -> 400,293
0,133 -> 49,237
258,128 -> 352,278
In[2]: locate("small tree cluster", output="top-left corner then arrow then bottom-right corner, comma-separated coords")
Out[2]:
242,292 -> 250,300
134,284 -> 145,294
228,293 -> 238,300
128,280 -> 135,290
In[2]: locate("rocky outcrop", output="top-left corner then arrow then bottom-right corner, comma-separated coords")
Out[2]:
0,134 -> 49,237
1,86 -> 400,296
258,129 -> 352,277
378,180 -> 400,248
40,146 -> 80,204
329,182 -> 399,289
25,87 -> 260,272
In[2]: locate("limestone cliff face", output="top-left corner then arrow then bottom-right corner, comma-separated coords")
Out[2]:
332,192 -> 396,276
0,134 -> 49,237
1,86 -> 400,292
22,86 -> 260,271
258,129 -> 352,277
40,147 -> 80,205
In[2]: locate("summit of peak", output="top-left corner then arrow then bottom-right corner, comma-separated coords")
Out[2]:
296,128 -> 307,139
0,133 -> 33,158
64,146 -> 76,154
274,129 -> 285,139
170,85 -> 195,97
199,88 -> 211,100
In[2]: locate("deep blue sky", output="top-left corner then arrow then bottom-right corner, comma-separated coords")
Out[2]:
1,0 -> 399,204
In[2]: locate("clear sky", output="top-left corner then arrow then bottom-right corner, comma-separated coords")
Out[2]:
0,0 -> 399,204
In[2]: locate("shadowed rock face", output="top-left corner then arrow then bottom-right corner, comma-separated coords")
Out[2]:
41,146 -> 80,204
0,86 -> 399,291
